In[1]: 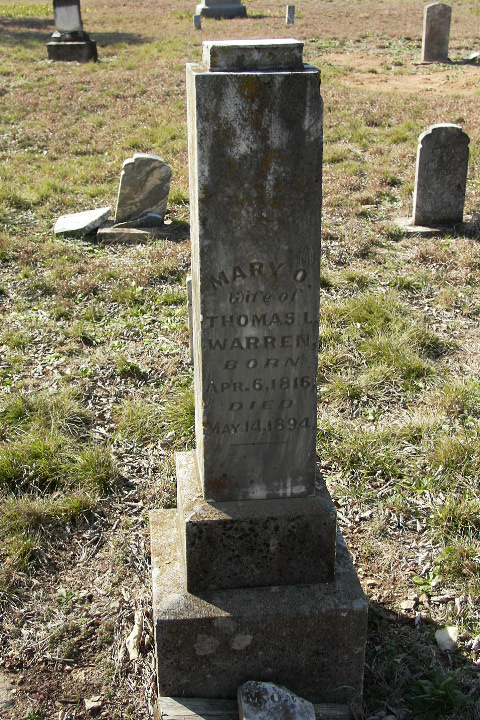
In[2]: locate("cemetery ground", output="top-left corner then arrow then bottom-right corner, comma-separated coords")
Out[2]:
0,0 -> 480,717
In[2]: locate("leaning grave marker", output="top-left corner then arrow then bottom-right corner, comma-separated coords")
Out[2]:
151,39 -> 367,712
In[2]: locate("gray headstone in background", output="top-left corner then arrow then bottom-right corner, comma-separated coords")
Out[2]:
238,682 -> 315,720
421,2 -> 451,62
193,14 -> 202,29
286,5 -> 295,25
195,0 -> 246,19
53,0 -> 83,33
413,124 -> 469,227
115,154 -> 172,226
54,206 -> 111,236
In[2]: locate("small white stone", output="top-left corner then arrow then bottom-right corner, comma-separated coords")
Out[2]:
435,626 -> 458,651
54,207 -> 111,237
238,681 -> 315,720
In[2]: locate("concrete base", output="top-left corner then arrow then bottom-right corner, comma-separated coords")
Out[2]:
97,219 -> 189,244
177,451 -> 337,592
154,696 -> 351,720
151,510 -> 367,714
196,1 -> 247,18
47,39 -> 97,62
395,216 -> 466,237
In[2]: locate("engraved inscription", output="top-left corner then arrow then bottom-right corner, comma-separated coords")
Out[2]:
202,258 -> 318,446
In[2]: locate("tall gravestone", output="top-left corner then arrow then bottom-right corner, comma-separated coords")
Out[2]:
413,124 -> 469,227
150,39 -> 367,713
47,0 -> 97,62
421,2 -> 451,63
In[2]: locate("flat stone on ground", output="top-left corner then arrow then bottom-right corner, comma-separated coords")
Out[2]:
238,682 -> 315,720
54,206 -> 111,236
114,153 -> 171,225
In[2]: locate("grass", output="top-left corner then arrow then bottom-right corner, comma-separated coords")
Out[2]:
1,0 -> 480,716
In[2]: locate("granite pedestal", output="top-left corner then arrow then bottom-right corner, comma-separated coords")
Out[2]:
151,511 -> 367,714
47,34 -> 97,62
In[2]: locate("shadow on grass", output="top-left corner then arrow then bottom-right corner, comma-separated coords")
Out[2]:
0,19 -> 150,48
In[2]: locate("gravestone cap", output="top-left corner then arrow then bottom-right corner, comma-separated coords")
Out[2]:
203,39 -> 304,72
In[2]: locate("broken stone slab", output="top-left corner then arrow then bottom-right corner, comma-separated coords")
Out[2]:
114,153 -> 172,225
238,682 -> 315,720
54,206 -> 111,237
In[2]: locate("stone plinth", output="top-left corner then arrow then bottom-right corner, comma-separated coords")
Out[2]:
47,36 -> 97,62
188,40 -> 323,502
421,3 -> 451,63
413,124 -> 469,227
176,452 -> 336,592
196,0 -> 247,19
151,511 -> 367,714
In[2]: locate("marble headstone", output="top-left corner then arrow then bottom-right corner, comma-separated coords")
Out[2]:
115,154 -> 172,226
53,0 -> 83,32
413,124 -> 469,227
421,2 -> 451,62
286,5 -> 295,25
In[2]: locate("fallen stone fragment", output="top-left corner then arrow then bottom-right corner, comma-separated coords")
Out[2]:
54,207 -> 111,237
0,672 -> 15,712
464,50 -> 480,63
85,695 -> 102,713
435,626 -> 458,651
238,681 -> 315,720
472,636 -> 480,652
400,599 -> 417,611
430,594 -> 454,604
126,608 -> 143,660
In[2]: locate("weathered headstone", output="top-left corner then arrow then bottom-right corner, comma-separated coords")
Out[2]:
150,39 -> 367,713
238,682 -> 315,720
193,13 -> 202,29
413,124 -> 469,227
421,2 -> 451,63
114,154 -> 171,226
285,4 -> 295,25
47,0 -> 97,62
195,0 -> 247,19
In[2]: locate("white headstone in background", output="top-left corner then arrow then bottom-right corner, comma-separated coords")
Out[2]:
53,0 -> 83,33
286,5 -> 295,25
421,2 -> 451,62
413,124 -> 469,227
